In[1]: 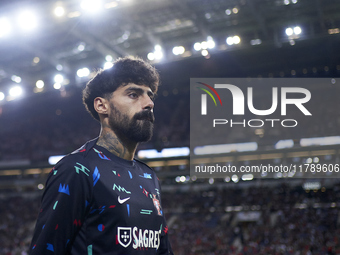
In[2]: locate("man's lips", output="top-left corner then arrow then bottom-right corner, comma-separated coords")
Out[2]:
135,111 -> 155,123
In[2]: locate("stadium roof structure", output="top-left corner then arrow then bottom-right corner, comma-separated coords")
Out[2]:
0,0 -> 340,99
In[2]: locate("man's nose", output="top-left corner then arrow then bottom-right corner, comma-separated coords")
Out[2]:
143,95 -> 154,110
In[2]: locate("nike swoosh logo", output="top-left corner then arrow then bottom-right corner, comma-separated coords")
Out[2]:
118,196 -> 130,204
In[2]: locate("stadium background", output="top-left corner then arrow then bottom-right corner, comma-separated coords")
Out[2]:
1,0 -> 340,254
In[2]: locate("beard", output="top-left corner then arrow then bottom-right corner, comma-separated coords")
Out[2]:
108,102 -> 154,143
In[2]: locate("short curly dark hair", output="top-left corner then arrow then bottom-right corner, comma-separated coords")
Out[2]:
82,56 -> 160,121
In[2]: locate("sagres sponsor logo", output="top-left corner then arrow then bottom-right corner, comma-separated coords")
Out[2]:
117,227 -> 161,249
196,80 -> 312,128
117,227 -> 132,248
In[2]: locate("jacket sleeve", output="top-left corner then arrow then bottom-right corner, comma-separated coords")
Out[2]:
29,156 -> 92,254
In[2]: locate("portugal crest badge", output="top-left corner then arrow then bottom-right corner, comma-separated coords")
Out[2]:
152,194 -> 163,216
117,227 -> 132,248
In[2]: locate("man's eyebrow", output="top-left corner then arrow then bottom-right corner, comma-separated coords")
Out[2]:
125,87 -> 155,97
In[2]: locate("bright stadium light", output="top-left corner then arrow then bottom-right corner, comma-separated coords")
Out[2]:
285,27 -> 294,36
194,42 -> 201,51
227,36 -> 241,45
54,6 -> 65,17
172,46 -> 185,55
54,74 -> 64,84
11,75 -> 21,83
36,80 -> 44,89
147,52 -> 155,61
201,49 -> 209,56
105,55 -> 113,62
233,36 -> 241,44
81,0 -> 103,13
0,92 -> 5,101
294,26 -> 302,35
77,67 -> 90,77
154,44 -> 162,52
207,36 -> 216,49
53,83 -> 61,90
77,43 -> 85,52
9,86 -> 23,98
17,10 -> 38,32
0,17 -> 11,38
201,41 -> 208,50
103,61 -> 113,69
154,50 -> 163,60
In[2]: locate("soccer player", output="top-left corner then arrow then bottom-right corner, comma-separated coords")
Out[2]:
29,57 -> 173,254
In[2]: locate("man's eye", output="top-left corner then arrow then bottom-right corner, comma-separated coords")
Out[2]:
129,93 -> 138,98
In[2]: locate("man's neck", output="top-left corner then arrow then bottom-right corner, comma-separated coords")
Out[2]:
96,125 -> 137,161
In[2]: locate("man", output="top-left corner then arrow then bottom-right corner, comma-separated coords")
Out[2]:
29,57 -> 173,254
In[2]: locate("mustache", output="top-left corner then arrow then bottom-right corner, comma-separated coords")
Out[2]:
134,110 -> 155,123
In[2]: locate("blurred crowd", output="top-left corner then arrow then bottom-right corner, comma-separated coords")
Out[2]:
165,183 -> 340,255
1,182 -> 340,254
0,88 -> 189,163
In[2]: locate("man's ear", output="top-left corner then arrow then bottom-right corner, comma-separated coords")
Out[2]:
94,97 -> 109,117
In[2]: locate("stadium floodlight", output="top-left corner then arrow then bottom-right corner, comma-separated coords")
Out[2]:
81,0 -> 103,13
11,75 -> 21,83
148,45 -> 163,60
201,41 -> 208,50
0,92 -> 5,101
104,1 -> 118,9
201,49 -> 209,56
36,80 -> 44,89
294,26 -> 302,35
226,37 -> 234,45
172,46 -> 185,55
54,74 -> 64,84
232,8 -> 239,14
231,175 -> 239,183
242,174 -> 254,181
154,44 -> 162,52
207,36 -> 216,49
103,61 -> 113,70
78,43 -> 85,52
154,50 -> 163,60
77,67 -> 90,77
48,155 -> 65,165
9,86 -> 23,98
105,55 -> 113,62
250,39 -> 262,45
56,64 -> 63,71
54,6 -> 65,17
180,176 -> 186,182
225,9 -> 231,15
285,27 -> 294,36
193,42 -> 201,51
147,52 -> 155,61
226,36 -> 240,45
17,10 -> 38,32
53,83 -> 61,90
0,17 -> 11,38
233,36 -> 241,44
